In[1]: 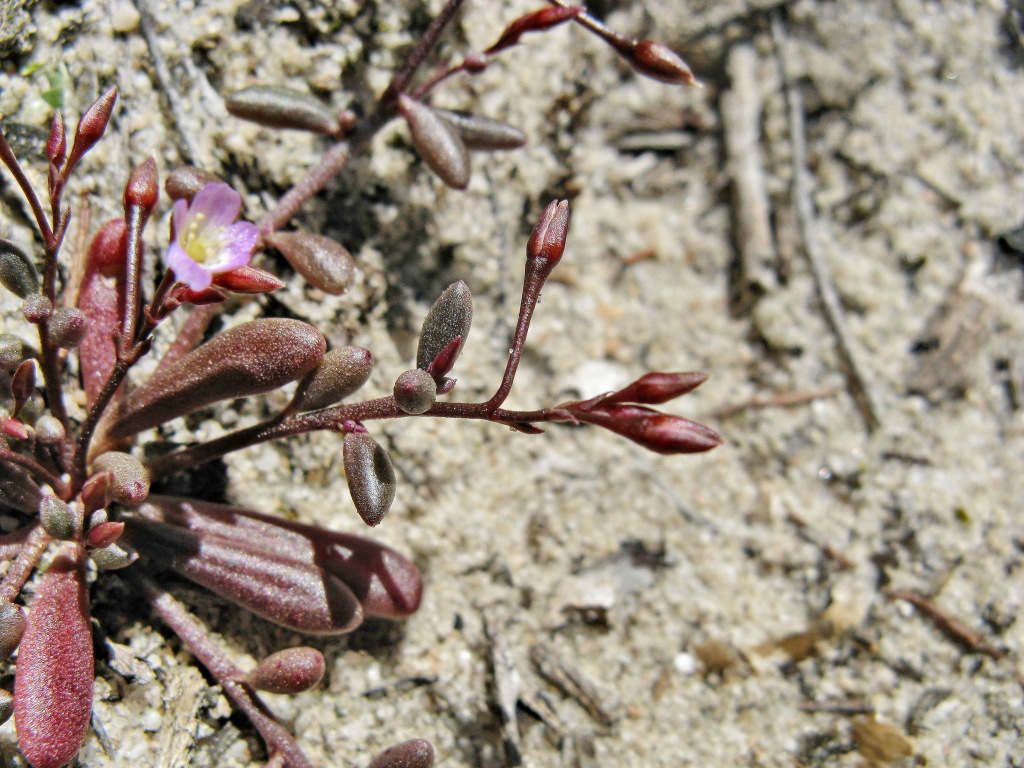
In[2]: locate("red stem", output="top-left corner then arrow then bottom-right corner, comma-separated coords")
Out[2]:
0,526 -> 51,604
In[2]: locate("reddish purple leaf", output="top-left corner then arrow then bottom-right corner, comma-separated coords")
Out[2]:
14,548 -> 93,768
77,219 -> 127,405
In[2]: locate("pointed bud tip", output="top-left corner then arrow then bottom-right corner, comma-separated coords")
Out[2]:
527,199 -> 571,267
124,155 -> 159,211
628,40 -> 697,86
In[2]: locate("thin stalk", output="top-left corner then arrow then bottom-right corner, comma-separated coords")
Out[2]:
139,575 -> 316,768
0,443 -> 65,493
0,131 -> 54,246
485,268 -> 546,413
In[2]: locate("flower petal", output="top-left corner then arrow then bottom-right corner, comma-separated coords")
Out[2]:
211,221 -> 259,273
166,241 -> 212,291
172,198 -> 190,238
190,182 -> 241,228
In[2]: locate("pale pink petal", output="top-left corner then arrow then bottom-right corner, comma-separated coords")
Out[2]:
172,199 -> 190,239
212,221 -> 259,273
166,241 -> 212,290
190,182 -> 240,228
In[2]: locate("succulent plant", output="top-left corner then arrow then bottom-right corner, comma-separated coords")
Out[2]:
0,2 -> 715,767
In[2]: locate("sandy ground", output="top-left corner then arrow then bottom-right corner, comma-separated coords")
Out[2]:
2,0 -> 1024,766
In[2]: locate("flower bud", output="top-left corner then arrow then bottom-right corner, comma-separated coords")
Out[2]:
92,451 -> 150,506
124,155 -> 159,212
625,40 -> 697,86
33,414 -> 65,444
484,6 -> 583,54
435,110 -> 526,151
370,739 -> 435,768
175,286 -> 227,305
0,603 -> 26,658
603,371 -> 707,406
20,294 -> 53,324
416,280 -> 473,379
0,239 -> 39,298
66,86 -> 118,172
80,471 -> 113,514
398,94 -> 470,190
2,418 -> 28,441
263,231 -> 355,295
291,346 -> 374,412
226,86 -> 340,135
39,495 -> 79,540
86,520 -> 125,549
0,335 -> 33,369
343,432 -> 397,527
575,404 -> 722,455
393,368 -> 437,415
211,265 -> 286,294
245,647 -> 326,694
527,199 -> 570,269
48,307 -> 89,348
165,166 -> 223,202
112,318 -> 326,436
46,112 -> 66,166
11,359 -> 36,403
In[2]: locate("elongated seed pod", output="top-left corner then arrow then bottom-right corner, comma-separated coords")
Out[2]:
435,110 -> 526,151
14,549 -> 93,768
398,95 -> 470,190
343,432 -> 397,527
416,280 -> 473,377
291,346 -> 374,412
112,318 -> 325,436
225,86 -> 340,135
125,517 -> 363,633
246,647 -> 325,694
263,231 -> 355,295
136,496 -> 423,619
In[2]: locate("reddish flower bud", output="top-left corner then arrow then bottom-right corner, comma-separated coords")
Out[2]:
485,6 -> 583,54
11,359 -> 35,403
124,155 -> 159,211
45,111 -> 66,166
80,470 -> 113,513
603,371 -> 708,406
165,166 -> 223,202
416,280 -> 473,380
245,647 -> 326,694
87,520 -> 125,550
370,739 -> 435,768
211,265 -> 286,294
398,94 -> 470,190
623,40 -> 697,86
264,231 -> 355,295
66,86 -> 118,173
393,368 -> 437,415
575,404 -> 722,455
343,432 -> 397,527
2,418 -> 29,441
225,85 -> 340,135
527,199 -> 570,269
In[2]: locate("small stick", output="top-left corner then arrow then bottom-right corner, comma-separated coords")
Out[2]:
883,587 -> 1003,660
711,387 -> 837,419
721,43 -> 777,307
771,15 -> 881,432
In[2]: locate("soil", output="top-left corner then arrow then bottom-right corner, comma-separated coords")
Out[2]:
2,0 -> 1024,766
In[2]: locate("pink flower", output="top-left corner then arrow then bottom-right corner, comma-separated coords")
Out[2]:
165,183 -> 259,291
